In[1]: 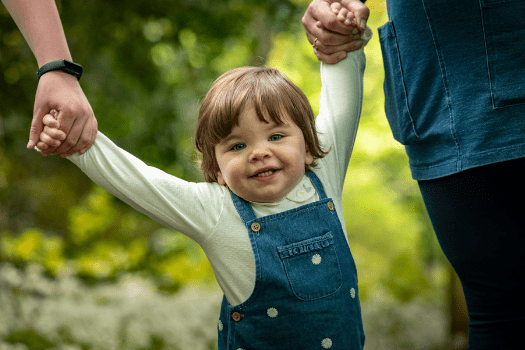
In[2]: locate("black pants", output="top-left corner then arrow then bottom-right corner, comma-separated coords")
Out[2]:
418,158 -> 525,350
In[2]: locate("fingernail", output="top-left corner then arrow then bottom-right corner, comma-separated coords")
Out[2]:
360,19 -> 367,30
345,19 -> 352,26
27,141 -> 32,149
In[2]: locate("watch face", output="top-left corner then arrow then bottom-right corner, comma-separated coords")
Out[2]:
63,60 -> 83,77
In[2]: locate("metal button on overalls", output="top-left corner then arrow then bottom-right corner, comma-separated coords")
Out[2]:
231,312 -> 241,322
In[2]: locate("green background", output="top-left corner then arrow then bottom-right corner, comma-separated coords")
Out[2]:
0,1 -> 467,349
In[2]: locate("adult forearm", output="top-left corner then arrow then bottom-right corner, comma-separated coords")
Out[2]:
2,0 -> 72,66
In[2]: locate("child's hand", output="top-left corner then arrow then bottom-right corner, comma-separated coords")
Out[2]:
331,1 -> 366,30
303,0 -> 369,64
37,110 -> 67,156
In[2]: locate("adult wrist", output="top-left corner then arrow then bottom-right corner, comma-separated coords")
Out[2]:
37,59 -> 83,81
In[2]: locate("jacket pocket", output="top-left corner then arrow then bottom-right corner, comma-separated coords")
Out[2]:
277,232 -> 342,301
378,21 -> 420,145
480,0 -> 525,108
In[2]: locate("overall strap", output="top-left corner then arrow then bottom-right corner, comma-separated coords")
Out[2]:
229,189 -> 258,225
305,170 -> 328,199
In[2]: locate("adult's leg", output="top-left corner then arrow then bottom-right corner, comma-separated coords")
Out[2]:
418,158 -> 525,350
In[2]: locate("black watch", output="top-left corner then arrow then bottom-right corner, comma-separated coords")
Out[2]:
37,59 -> 83,81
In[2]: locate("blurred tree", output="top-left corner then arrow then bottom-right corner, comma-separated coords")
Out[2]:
0,0 -> 467,348
0,0 -> 307,287
1,0 -> 460,340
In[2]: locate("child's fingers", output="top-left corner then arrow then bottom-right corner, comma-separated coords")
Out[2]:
340,0 -> 370,31
43,125 -> 67,141
39,131 -> 63,148
43,113 -> 61,128
36,140 -> 49,151
331,2 -> 342,14
337,8 -> 352,25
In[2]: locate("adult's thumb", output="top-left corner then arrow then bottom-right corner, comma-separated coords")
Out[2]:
27,108 -> 45,149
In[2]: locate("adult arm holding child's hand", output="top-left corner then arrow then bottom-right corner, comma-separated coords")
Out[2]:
303,0 -> 369,64
2,0 -> 97,157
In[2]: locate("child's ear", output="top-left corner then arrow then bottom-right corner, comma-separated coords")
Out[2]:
215,167 -> 227,186
305,144 -> 314,165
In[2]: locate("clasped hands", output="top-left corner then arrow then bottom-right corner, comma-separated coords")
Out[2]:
29,70 -> 97,157
302,0 -> 370,64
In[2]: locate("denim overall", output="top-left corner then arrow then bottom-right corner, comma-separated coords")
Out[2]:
217,171 -> 365,350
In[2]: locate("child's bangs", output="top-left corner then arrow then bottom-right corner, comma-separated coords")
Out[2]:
210,78 -> 291,144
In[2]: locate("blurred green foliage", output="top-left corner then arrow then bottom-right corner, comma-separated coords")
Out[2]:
0,0 -> 447,308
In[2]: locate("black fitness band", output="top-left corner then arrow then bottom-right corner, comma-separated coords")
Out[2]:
37,59 -> 83,81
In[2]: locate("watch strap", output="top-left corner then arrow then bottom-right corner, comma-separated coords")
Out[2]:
37,59 -> 83,81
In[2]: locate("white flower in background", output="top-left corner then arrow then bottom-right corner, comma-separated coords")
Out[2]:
0,263 -> 448,350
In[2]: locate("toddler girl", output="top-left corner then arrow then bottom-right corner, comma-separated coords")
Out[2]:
38,26 -> 372,350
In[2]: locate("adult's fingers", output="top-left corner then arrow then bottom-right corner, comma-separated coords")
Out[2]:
314,37 -> 365,64
77,113 -> 98,155
57,109 -> 97,157
315,49 -> 348,64
53,109 -> 84,156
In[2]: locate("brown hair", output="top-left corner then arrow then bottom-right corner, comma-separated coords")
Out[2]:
195,66 -> 328,182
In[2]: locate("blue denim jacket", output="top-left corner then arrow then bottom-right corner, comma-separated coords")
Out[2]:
379,0 -> 525,180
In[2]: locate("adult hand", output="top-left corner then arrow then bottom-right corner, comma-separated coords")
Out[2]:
303,0 -> 370,64
28,70 -> 97,157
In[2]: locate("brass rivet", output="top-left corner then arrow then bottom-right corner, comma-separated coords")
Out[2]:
232,311 -> 242,322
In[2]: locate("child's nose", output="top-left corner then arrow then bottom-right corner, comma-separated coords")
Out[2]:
249,146 -> 271,162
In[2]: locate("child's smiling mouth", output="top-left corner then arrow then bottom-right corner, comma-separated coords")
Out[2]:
251,167 -> 280,178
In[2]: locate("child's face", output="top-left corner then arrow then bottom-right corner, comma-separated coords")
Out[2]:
214,105 -> 313,203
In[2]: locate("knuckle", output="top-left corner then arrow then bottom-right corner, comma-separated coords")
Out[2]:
29,124 -> 41,135
62,138 -> 76,148
301,14 -> 308,26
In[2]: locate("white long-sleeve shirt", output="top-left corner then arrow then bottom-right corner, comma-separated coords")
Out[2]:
69,44 -> 367,306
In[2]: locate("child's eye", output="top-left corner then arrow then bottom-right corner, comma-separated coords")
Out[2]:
269,134 -> 283,141
231,143 -> 246,151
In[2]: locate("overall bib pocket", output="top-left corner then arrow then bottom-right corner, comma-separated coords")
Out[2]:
480,0 -> 525,108
277,232 -> 342,301
378,21 -> 420,145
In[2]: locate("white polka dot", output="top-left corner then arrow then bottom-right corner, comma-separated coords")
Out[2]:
218,320 -> 223,331
267,307 -> 278,318
321,338 -> 333,349
312,254 -> 322,265
350,287 -> 356,299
